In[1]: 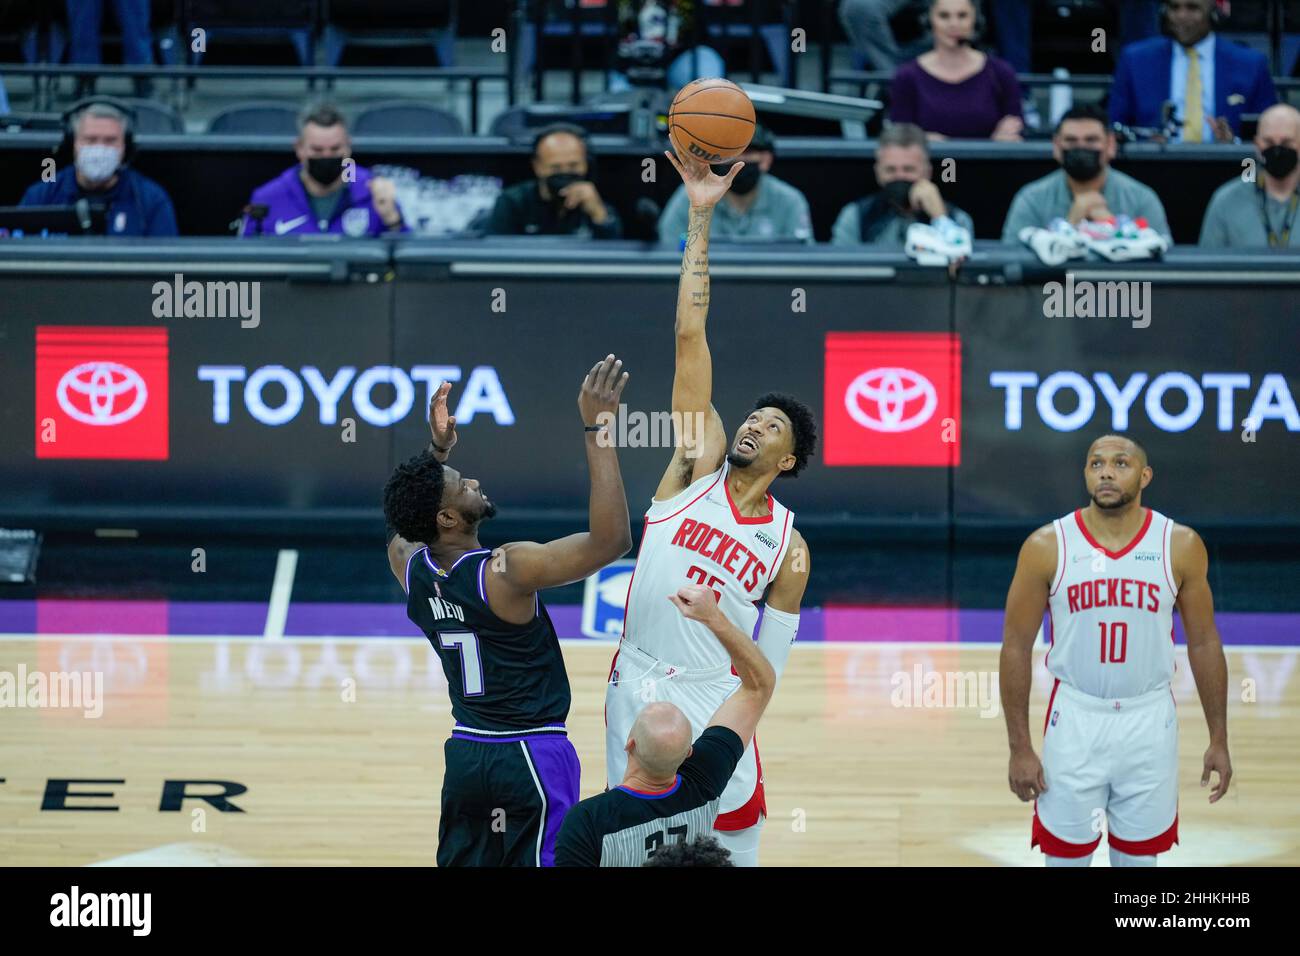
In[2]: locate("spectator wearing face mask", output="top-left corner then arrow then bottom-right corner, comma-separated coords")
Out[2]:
1200,104 -> 1300,248
485,123 -> 622,238
657,125 -> 812,246
1001,105 -> 1171,242
831,123 -> 973,245
18,99 -> 177,236
240,103 -> 407,237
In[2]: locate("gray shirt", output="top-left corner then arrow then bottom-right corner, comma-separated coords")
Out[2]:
657,173 -> 813,246
1199,176 -> 1300,248
1000,168 -> 1172,243
831,198 -> 974,246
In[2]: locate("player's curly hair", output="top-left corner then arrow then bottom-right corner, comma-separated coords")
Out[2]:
642,835 -> 734,867
383,451 -> 445,545
752,392 -> 818,478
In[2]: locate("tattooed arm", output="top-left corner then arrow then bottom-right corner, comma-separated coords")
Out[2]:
654,149 -> 742,500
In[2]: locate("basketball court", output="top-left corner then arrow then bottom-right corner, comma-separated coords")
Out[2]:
3,539 -> 1296,866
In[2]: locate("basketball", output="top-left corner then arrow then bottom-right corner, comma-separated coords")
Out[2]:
668,78 -> 756,165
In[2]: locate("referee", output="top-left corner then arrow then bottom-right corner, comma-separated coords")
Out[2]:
555,584 -> 777,866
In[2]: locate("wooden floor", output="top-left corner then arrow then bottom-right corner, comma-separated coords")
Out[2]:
2,639 -> 1297,866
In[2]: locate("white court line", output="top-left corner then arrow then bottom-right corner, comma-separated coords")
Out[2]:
0,633 -> 1295,654
262,549 -> 298,641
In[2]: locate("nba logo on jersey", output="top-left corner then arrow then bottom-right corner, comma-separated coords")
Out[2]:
582,559 -> 636,638
1050,710 -> 1059,726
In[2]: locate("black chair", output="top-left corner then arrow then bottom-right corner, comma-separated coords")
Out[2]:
118,96 -> 184,133
353,102 -> 464,136
182,0 -> 318,66
207,101 -> 299,134
488,105 -> 533,140
322,0 -> 459,66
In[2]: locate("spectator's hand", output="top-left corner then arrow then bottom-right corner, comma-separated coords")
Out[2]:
558,180 -> 609,224
909,179 -> 947,220
1210,116 -> 1235,144
1067,191 -> 1109,225
664,147 -> 741,207
368,177 -> 402,227
992,115 -> 1024,142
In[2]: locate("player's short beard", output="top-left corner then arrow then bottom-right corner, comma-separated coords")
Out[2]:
1092,488 -> 1136,510
725,449 -> 757,470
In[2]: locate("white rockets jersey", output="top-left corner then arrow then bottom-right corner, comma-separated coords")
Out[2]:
623,463 -> 795,670
1046,508 -> 1179,699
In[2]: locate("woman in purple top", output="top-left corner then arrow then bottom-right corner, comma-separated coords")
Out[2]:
889,0 -> 1024,141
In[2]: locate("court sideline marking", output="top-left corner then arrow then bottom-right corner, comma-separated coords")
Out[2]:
263,549 -> 299,641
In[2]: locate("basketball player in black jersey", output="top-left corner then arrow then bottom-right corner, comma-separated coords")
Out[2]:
383,355 -> 632,867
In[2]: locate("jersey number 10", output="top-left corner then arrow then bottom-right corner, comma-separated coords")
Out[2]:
1098,621 -> 1128,664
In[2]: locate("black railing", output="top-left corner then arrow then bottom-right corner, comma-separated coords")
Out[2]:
0,63 -> 511,133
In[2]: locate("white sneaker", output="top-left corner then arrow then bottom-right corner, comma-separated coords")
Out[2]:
1019,219 -> 1088,266
906,221 -> 970,266
1082,216 -> 1169,262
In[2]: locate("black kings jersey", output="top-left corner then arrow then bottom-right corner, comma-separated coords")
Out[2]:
405,546 -> 571,731
553,726 -> 745,866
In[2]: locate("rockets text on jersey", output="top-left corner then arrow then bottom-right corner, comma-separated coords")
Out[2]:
622,463 -> 795,670
1046,507 -> 1179,699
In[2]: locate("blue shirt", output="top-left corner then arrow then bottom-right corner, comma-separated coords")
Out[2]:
19,166 -> 179,236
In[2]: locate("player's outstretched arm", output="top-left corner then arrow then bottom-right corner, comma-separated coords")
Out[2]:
386,380 -> 460,588
1000,524 -> 1056,802
486,356 -> 633,607
1173,524 -> 1232,803
758,529 -> 809,680
654,150 -> 741,500
669,584 -> 776,746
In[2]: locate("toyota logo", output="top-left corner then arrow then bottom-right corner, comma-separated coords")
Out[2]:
845,367 -> 937,432
56,361 -> 148,426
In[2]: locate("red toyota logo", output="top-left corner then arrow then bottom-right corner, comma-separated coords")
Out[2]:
35,327 -> 169,460
824,332 -> 960,467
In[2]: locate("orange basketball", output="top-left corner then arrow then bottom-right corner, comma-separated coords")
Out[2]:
668,78 -> 756,165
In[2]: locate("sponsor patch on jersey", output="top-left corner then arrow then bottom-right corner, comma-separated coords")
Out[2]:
1132,551 -> 1162,562
755,531 -> 779,550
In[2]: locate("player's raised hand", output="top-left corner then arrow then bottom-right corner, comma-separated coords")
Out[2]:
668,584 -> 723,625
1008,747 -> 1047,802
578,354 -> 629,427
428,380 -> 458,457
664,147 -> 742,208
1202,741 -> 1232,803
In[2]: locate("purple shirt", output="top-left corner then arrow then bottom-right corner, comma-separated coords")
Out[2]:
889,54 -> 1022,139
239,164 -> 408,237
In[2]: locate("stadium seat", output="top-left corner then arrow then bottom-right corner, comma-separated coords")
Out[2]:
488,105 -> 534,140
206,101 -> 299,134
353,102 -> 465,137
322,0 -> 459,67
182,0 -> 317,67
118,97 -> 185,133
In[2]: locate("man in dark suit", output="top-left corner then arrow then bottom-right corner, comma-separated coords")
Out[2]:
1110,0 -> 1276,143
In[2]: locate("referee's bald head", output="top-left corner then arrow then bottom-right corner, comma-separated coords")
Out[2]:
627,702 -> 694,777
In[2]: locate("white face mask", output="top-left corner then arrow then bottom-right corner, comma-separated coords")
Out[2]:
76,144 -> 123,184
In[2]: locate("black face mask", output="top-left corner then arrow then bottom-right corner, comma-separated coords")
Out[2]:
544,172 -> 584,201
1061,148 -> 1103,182
1261,144 -> 1299,179
713,162 -> 762,195
306,156 -> 346,186
880,179 -> 914,209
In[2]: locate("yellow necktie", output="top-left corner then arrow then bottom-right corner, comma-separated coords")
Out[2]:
1183,46 -> 1203,143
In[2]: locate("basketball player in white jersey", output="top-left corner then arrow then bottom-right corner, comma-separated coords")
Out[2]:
1001,435 -> 1232,866
602,147 -> 815,867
